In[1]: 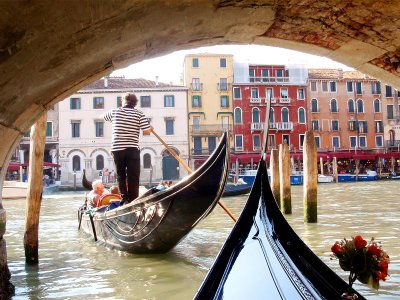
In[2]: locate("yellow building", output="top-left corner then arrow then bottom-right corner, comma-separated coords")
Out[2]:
184,53 -> 234,168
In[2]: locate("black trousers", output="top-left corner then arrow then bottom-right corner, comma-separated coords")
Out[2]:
112,147 -> 140,202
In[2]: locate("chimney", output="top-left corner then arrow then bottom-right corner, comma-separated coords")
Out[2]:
155,76 -> 159,86
338,68 -> 343,79
104,77 -> 108,88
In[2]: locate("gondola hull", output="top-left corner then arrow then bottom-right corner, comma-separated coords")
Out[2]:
195,157 -> 366,299
222,183 -> 252,197
78,133 -> 229,254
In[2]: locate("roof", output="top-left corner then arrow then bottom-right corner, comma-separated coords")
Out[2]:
81,77 -> 184,90
308,69 -> 374,80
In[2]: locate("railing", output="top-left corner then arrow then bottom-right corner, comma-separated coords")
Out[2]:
386,140 -> 400,147
217,83 -> 230,91
251,123 -> 264,130
249,76 -> 290,83
190,83 -> 203,91
270,122 -> 293,131
250,98 -> 262,103
191,148 -> 216,155
190,124 -> 232,135
279,98 -> 291,104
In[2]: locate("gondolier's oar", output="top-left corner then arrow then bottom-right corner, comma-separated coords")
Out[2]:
151,129 -> 237,222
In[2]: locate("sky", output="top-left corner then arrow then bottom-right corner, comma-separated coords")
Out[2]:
111,44 -> 354,85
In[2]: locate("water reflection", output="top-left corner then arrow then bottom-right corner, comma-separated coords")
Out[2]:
2,181 -> 399,299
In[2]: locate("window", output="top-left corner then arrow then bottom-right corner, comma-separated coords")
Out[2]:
140,96 -> 151,108
235,135 -> 243,151
117,96 -> 122,107
165,119 -> 174,135
298,108 -> 306,123
311,99 -> 318,112
234,107 -> 242,124
95,121 -> 104,137
70,98 -> 81,110
233,87 -> 241,99
251,88 -> 259,99
192,95 -> 201,107
357,99 -> 364,113
331,120 -> 339,131
322,81 -> 328,92
332,136 -> 340,148
349,120 -> 357,131
269,109 -> 275,123
93,97 -> 104,109
192,78 -> 201,91
220,95 -> 229,108
330,81 -> 337,92
276,69 -> 284,81
348,99 -> 355,112
310,81 -> 317,92
164,95 -> 174,107
386,85 -> 393,97
358,121 -> 367,133
249,69 -> 255,82
280,88 -> 288,99
347,81 -> 353,92
253,135 -> 261,151
355,82 -> 363,94
375,121 -> 383,133
281,107 -> 289,122
46,121 -> 53,137
359,136 -> 367,148
350,136 -> 357,148
283,134 -> 290,145
220,58 -> 226,68
330,99 -> 338,112
96,155 -> 104,171
374,99 -> 381,113
387,105 -> 394,119
252,108 -> 260,123
193,137 -> 202,155
192,116 -> 201,132
143,153 -> 151,169
71,121 -> 80,138
375,136 -> 383,147
299,134 -> 305,149
219,78 -> 228,91
311,120 -> 319,131
314,136 -> 320,148
268,134 -> 276,149
266,88 -> 274,101
371,81 -> 381,94
192,58 -> 199,67
297,88 -> 305,99
72,155 -> 81,171
261,69 -> 269,82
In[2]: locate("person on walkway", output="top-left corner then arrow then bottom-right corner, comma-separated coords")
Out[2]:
87,179 -> 109,208
103,93 -> 152,205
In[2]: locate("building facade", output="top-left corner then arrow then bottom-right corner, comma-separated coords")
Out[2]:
58,76 -> 188,185
184,53 -> 234,169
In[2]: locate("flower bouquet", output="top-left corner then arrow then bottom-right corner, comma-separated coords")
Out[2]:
331,235 -> 390,297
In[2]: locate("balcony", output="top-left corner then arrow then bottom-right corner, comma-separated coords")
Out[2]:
250,98 -> 262,103
270,122 -> 293,131
190,83 -> 203,91
386,140 -> 400,147
249,76 -> 290,83
251,123 -> 264,130
190,124 -> 232,135
217,83 -> 230,91
191,148 -> 216,155
279,98 -> 291,104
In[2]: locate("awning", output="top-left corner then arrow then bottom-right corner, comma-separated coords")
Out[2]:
352,154 -> 377,160
376,152 -> 400,158
230,154 -> 262,164
7,163 -> 21,171
21,161 -> 60,168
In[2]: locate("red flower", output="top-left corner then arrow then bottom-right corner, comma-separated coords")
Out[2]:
353,235 -> 367,250
331,242 -> 343,256
367,244 -> 381,256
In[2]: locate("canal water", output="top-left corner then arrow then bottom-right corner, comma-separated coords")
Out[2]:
2,180 -> 399,299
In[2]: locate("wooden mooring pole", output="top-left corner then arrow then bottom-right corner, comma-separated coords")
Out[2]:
24,112 -> 47,264
333,157 -> 338,183
269,149 -> 280,208
303,131 -> 318,223
279,143 -> 291,214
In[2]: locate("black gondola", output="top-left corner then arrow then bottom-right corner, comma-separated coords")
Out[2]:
222,183 -> 252,197
194,156 -> 366,299
78,132 -> 229,254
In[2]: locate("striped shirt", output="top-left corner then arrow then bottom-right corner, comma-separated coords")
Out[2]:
104,107 -> 151,151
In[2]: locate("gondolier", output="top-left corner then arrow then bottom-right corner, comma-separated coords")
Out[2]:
103,93 -> 153,205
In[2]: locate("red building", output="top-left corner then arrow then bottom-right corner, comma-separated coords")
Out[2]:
232,64 -> 308,167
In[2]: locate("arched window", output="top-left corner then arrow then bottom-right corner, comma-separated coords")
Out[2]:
252,107 -> 260,123
330,99 -> 338,112
72,155 -> 81,171
298,107 -> 305,123
311,99 -> 318,112
374,99 -> 381,113
143,153 -> 151,169
234,107 -> 242,124
357,99 -> 364,113
269,108 -> 275,123
96,155 -> 104,170
348,99 -> 355,112
281,107 -> 289,122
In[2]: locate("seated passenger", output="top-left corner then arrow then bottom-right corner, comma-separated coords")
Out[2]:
110,185 -> 121,196
155,180 -> 166,191
87,179 -> 109,208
